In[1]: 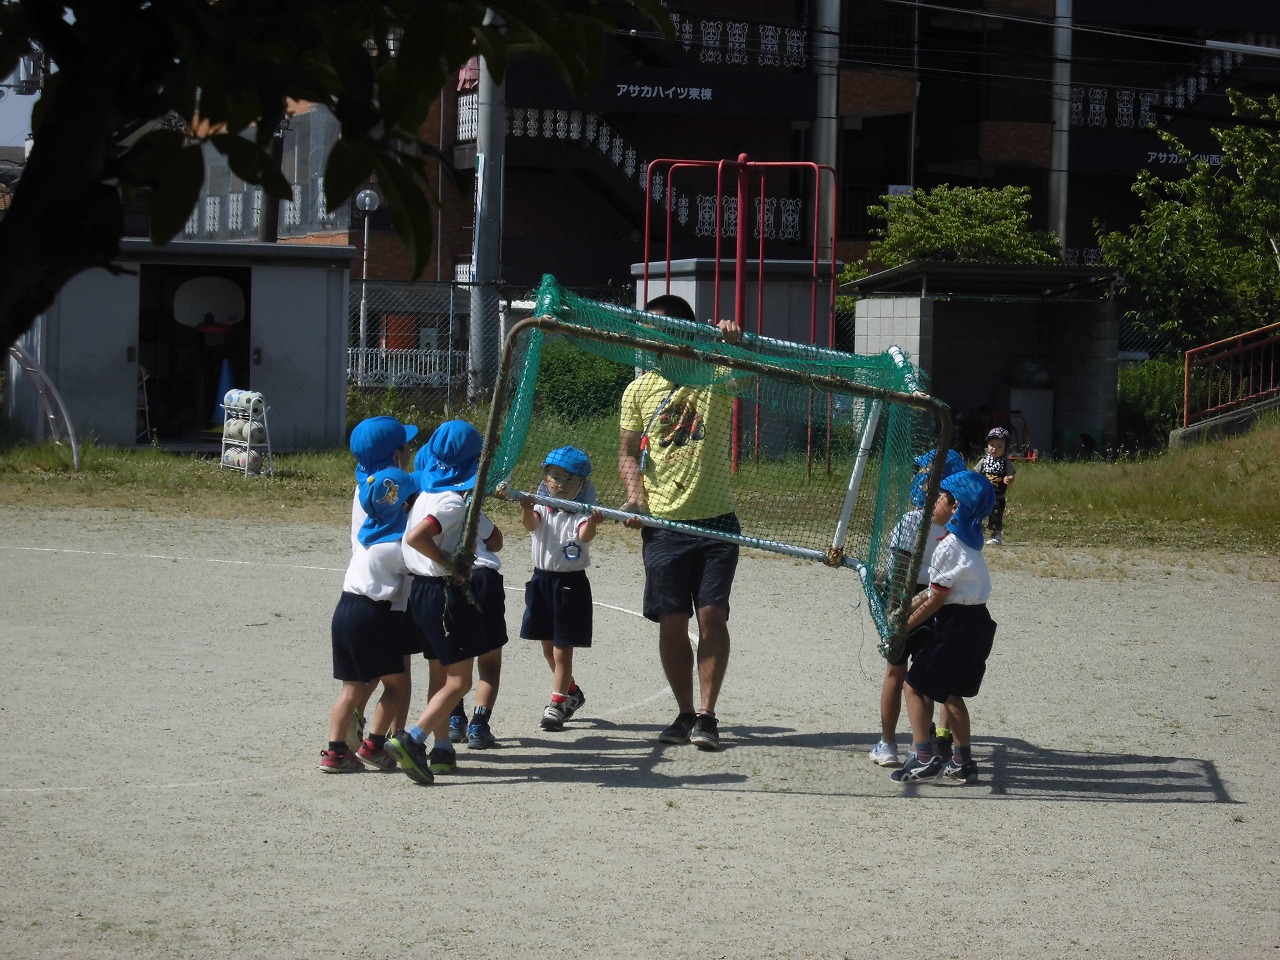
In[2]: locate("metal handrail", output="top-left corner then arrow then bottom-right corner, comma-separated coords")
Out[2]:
1183,321 -> 1280,427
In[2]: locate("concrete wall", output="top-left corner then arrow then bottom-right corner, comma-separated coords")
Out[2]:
855,294 -> 1118,455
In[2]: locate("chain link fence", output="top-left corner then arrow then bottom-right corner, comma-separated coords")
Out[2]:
346,280 -> 636,413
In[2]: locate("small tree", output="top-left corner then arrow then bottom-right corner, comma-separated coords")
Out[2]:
1097,91 -> 1280,351
838,183 -> 1060,304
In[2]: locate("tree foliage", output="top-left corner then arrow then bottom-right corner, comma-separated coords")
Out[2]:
0,0 -> 666,349
1097,91 -> 1280,351
837,183 -> 1060,303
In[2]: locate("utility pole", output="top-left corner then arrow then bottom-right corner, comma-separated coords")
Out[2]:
468,10 -> 506,401
1049,0 -> 1072,256
812,0 -> 840,263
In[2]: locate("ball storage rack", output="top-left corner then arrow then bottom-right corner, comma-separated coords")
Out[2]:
219,389 -> 273,477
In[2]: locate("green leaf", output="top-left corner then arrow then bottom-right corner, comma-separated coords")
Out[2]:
324,138 -> 376,211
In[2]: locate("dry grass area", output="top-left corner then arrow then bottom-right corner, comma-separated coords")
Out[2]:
2,415 -> 1276,566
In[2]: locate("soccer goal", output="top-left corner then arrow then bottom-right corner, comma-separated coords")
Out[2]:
460,273 -> 952,651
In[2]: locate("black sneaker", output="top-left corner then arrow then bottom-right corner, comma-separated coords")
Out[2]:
428,747 -> 458,774
934,731 -> 954,762
658,711 -> 698,744
564,685 -> 587,720
384,731 -> 434,785
890,753 -> 945,783
689,714 -> 720,751
541,702 -> 567,731
943,757 -> 978,783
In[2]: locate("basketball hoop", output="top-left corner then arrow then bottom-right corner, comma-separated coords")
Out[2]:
196,322 -> 231,346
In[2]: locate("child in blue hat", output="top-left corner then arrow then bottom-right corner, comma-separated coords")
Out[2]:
891,469 -> 998,785
321,465 -> 419,773
871,448 -> 968,769
340,417 -> 422,757
387,421 -> 506,784
517,446 -> 604,731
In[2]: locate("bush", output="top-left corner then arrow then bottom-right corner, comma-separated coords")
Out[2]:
1116,357 -> 1183,452
536,337 -> 632,422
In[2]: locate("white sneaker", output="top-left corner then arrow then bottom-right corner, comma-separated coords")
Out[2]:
869,740 -> 901,767
985,534 -> 1002,545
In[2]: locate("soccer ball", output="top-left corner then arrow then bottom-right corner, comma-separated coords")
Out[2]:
244,422 -> 266,444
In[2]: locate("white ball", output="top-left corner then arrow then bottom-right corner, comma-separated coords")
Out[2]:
223,419 -> 240,439
221,449 -> 237,466
246,449 -> 263,474
244,422 -> 266,444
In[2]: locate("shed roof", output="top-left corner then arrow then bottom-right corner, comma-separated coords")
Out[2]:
840,262 -> 1118,301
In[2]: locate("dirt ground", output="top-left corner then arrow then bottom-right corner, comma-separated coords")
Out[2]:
1,504 -> 1277,960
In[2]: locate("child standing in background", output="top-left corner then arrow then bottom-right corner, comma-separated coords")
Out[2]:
519,447 -> 604,732
975,427 -> 1016,545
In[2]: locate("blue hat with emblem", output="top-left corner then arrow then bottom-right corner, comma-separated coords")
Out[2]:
357,467 -> 419,546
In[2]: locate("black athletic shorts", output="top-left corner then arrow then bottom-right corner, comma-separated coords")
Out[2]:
470,566 -> 510,657
906,603 -> 997,701
331,591 -> 410,682
520,568 -> 593,647
406,575 -> 489,667
640,513 -> 739,622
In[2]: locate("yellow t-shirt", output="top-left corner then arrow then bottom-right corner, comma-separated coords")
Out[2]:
620,372 -> 735,521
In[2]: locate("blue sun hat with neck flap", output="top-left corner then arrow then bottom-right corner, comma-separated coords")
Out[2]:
910,448 -> 968,507
415,420 -> 483,492
357,467 -> 419,547
350,416 -> 419,482
940,469 -> 997,550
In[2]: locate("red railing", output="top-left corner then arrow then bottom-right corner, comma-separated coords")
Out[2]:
1183,321 -> 1280,427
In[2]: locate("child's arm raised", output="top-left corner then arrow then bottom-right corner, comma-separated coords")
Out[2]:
578,508 -> 605,543
519,494 -> 540,532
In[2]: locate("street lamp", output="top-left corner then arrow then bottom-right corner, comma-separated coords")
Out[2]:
355,188 -> 380,384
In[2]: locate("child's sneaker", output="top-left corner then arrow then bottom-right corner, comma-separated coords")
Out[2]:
564,685 -> 587,720
943,757 -> 979,783
869,740 -> 901,767
467,722 -> 498,749
890,753 -> 945,783
985,534 -> 1002,545
319,745 -> 363,774
355,738 -> 396,771
344,706 -> 366,753
448,712 -> 468,744
933,731 -> 954,762
384,732 -> 434,785
428,747 -> 458,774
541,702 -> 567,731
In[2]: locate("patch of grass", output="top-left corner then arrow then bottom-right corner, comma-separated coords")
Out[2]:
1,412 -> 1276,559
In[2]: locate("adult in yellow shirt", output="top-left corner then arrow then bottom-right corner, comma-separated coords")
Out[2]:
619,294 -> 742,751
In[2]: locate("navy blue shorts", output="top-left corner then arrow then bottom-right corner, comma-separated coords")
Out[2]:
520,568 -> 593,648
470,567 -> 510,657
888,584 -> 931,668
331,591 -> 410,683
641,514 -> 740,622
406,575 -> 490,667
906,604 -> 997,702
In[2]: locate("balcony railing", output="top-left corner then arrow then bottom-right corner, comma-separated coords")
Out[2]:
457,92 -> 479,142
348,347 -> 469,389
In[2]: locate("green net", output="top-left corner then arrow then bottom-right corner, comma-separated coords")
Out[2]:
472,274 -> 951,644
